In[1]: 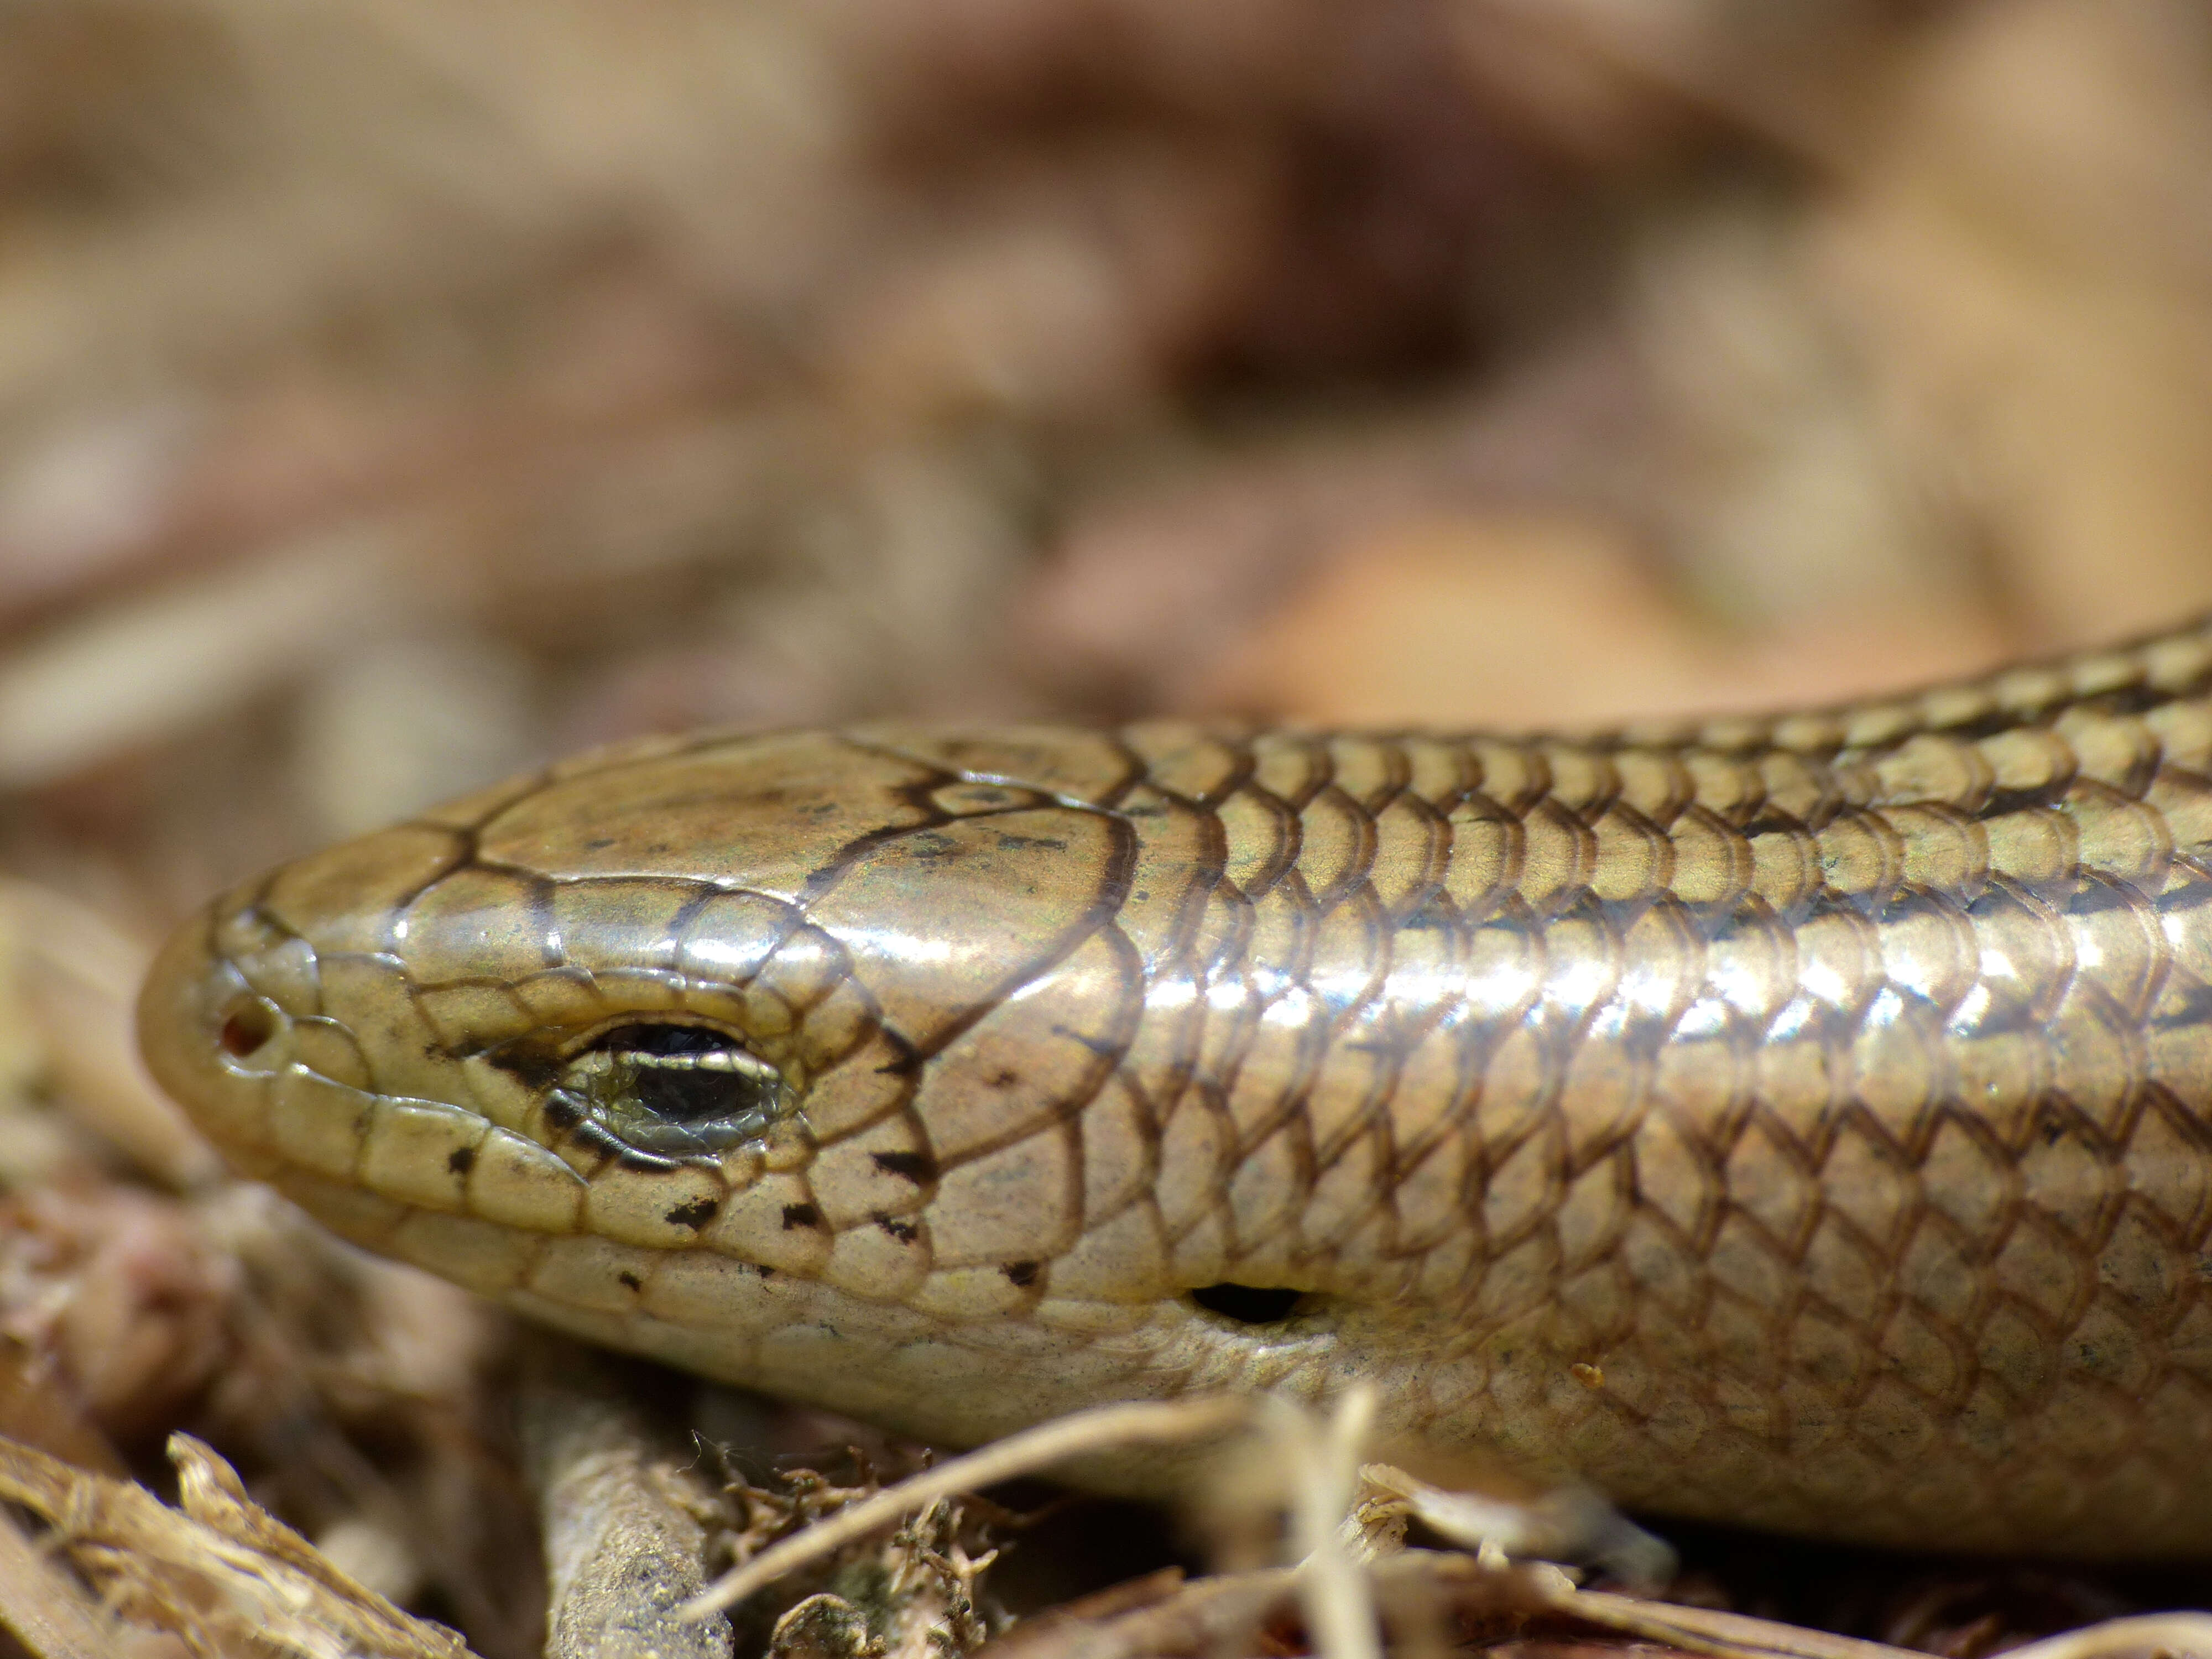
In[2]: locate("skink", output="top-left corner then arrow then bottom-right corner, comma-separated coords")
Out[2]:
138,618 -> 2212,1556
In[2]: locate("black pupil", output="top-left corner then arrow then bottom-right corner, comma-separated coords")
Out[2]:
591,1023 -> 766,1126
1189,1284 -> 1306,1324
632,1068 -> 745,1125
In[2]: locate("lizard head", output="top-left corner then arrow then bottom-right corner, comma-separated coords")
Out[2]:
137,725 -> 1413,1472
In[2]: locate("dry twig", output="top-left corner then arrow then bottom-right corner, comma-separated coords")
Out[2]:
0,1428 -> 471,1658
681,1397 -> 1254,1621
517,1341 -> 732,1659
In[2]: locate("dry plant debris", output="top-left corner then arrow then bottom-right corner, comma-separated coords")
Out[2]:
688,1399 -> 1252,1620
0,1429 -> 467,1658
518,1342 -> 733,1659
696,1441 -> 1012,1659
669,1386 -> 2212,1659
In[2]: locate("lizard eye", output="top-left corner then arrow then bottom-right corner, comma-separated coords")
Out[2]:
554,1020 -> 789,1159
1188,1284 -> 1310,1325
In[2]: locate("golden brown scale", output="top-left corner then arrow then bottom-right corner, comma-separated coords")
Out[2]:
138,621 -> 2212,1556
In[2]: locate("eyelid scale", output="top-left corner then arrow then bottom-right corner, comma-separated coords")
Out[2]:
558,1022 -> 795,1154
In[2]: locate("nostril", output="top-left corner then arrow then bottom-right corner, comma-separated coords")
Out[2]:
1188,1284 -> 1308,1324
218,1000 -> 278,1058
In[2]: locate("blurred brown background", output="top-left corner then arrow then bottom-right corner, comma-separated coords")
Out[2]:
7,0 -> 2212,907
2,2 -> 2212,1652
